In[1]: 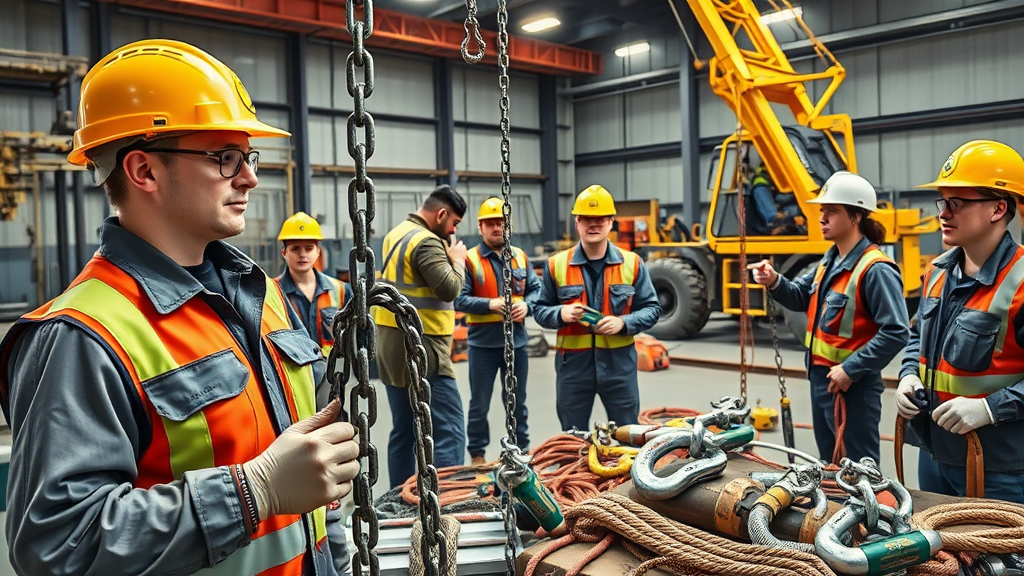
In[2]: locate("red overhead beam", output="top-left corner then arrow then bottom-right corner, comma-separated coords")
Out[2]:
98,0 -> 603,76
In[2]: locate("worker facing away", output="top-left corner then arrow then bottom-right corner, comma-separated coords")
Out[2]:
276,212 -> 352,357
375,185 -> 469,488
0,40 -> 359,576
454,197 -> 542,465
897,140 -> 1024,504
750,171 -> 910,464
533,185 -> 661,432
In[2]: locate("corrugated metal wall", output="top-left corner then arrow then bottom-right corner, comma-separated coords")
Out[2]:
570,0 -> 1024,240
0,0 -> 545,306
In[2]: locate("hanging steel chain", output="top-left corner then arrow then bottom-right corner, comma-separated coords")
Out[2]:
765,295 -> 787,399
460,0 -> 486,63
494,2 -> 522,575
328,2 -> 443,575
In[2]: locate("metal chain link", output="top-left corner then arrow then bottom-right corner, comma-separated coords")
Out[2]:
460,0 -> 486,63
329,2 -> 442,575
495,2 -> 520,574
765,295 -> 787,399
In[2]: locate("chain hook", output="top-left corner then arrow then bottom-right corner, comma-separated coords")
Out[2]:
460,0 -> 486,63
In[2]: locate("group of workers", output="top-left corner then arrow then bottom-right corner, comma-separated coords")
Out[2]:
751,139 -> 1024,505
0,39 -> 662,576
0,36 -> 1022,576
369,182 -> 660,487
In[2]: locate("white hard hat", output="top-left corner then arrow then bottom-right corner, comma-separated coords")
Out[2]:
808,171 -> 878,212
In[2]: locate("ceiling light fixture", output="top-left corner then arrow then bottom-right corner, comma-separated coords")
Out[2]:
522,17 -> 561,33
760,6 -> 802,25
614,41 -> 650,57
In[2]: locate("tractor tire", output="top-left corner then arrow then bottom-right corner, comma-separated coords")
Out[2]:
780,261 -> 818,347
646,258 -> 711,340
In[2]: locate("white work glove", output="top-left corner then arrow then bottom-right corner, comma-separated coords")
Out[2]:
243,400 -> 361,520
895,375 -> 924,419
932,396 -> 994,435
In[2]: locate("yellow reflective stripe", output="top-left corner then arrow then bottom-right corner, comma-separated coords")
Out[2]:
163,412 -> 215,480
466,247 -> 486,286
556,333 -> 633,350
990,255 -> 1024,354
920,365 -> 1022,397
552,250 -> 570,286
810,338 -> 856,365
620,251 -> 638,285
312,507 -> 327,546
194,516 -> 306,575
50,279 -> 215,480
278,354 -> 316,421
327,278 -> 343,309
837,251 -> 887,338
264,276 -> 291,328
466,296 -> 525,324
51,279 -> 178,380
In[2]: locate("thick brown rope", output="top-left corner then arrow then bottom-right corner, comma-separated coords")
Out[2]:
561,493 -> 835,576
831,391 -> 847,465
912,500 -> 1024,553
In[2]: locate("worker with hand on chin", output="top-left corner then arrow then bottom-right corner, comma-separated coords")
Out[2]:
750,171 -> 909,464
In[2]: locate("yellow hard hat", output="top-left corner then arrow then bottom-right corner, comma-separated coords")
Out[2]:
69,39 -> 290,166
917,140 -> 1024,199
478,197 -> 504,221
278,212 -> 323,241
572,184 -> 616,216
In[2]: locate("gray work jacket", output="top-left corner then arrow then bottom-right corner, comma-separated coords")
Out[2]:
901,232 -> 1024,472
532,242 -> 661,390
0,217 -> 343,576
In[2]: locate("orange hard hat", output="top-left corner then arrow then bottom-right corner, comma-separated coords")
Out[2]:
69,39 -> 289,166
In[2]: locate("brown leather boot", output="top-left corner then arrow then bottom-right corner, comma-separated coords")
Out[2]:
471,454 -> 487,466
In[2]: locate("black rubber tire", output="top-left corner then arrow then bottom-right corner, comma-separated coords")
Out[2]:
646,258 -> 712,340
780,260 -> 819,347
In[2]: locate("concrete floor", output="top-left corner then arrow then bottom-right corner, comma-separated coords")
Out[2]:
0,314 -> 921,576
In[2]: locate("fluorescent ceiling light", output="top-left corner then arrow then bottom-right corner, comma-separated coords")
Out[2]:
760,6 -> 802,24
614,42 -> 650,57
522,17 -> 561,33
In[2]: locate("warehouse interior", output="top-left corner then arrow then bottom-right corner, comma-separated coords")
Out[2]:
2,0 -> 1024,575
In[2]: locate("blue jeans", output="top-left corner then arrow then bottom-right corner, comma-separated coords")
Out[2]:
917,449 -> 1024,504
467,345 -> 529,457
808,365 -> 884,463
385,375 -> 466,488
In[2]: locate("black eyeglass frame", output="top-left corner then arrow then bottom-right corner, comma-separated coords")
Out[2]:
143,147 -> 259,179
934,196 -> 1003,215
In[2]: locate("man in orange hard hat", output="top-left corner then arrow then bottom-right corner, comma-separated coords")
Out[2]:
898,140 -> 1024,503
276,212 -> 352,357
0,40 -> 358,575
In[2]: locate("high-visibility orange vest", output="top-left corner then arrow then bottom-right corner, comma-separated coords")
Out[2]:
805,246 -> 893,367
5,256 -> 327,576
465,245 -> 528,324
278,273 -> 346,356
548,245 -> 639,351
918,246 -> 1024,402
